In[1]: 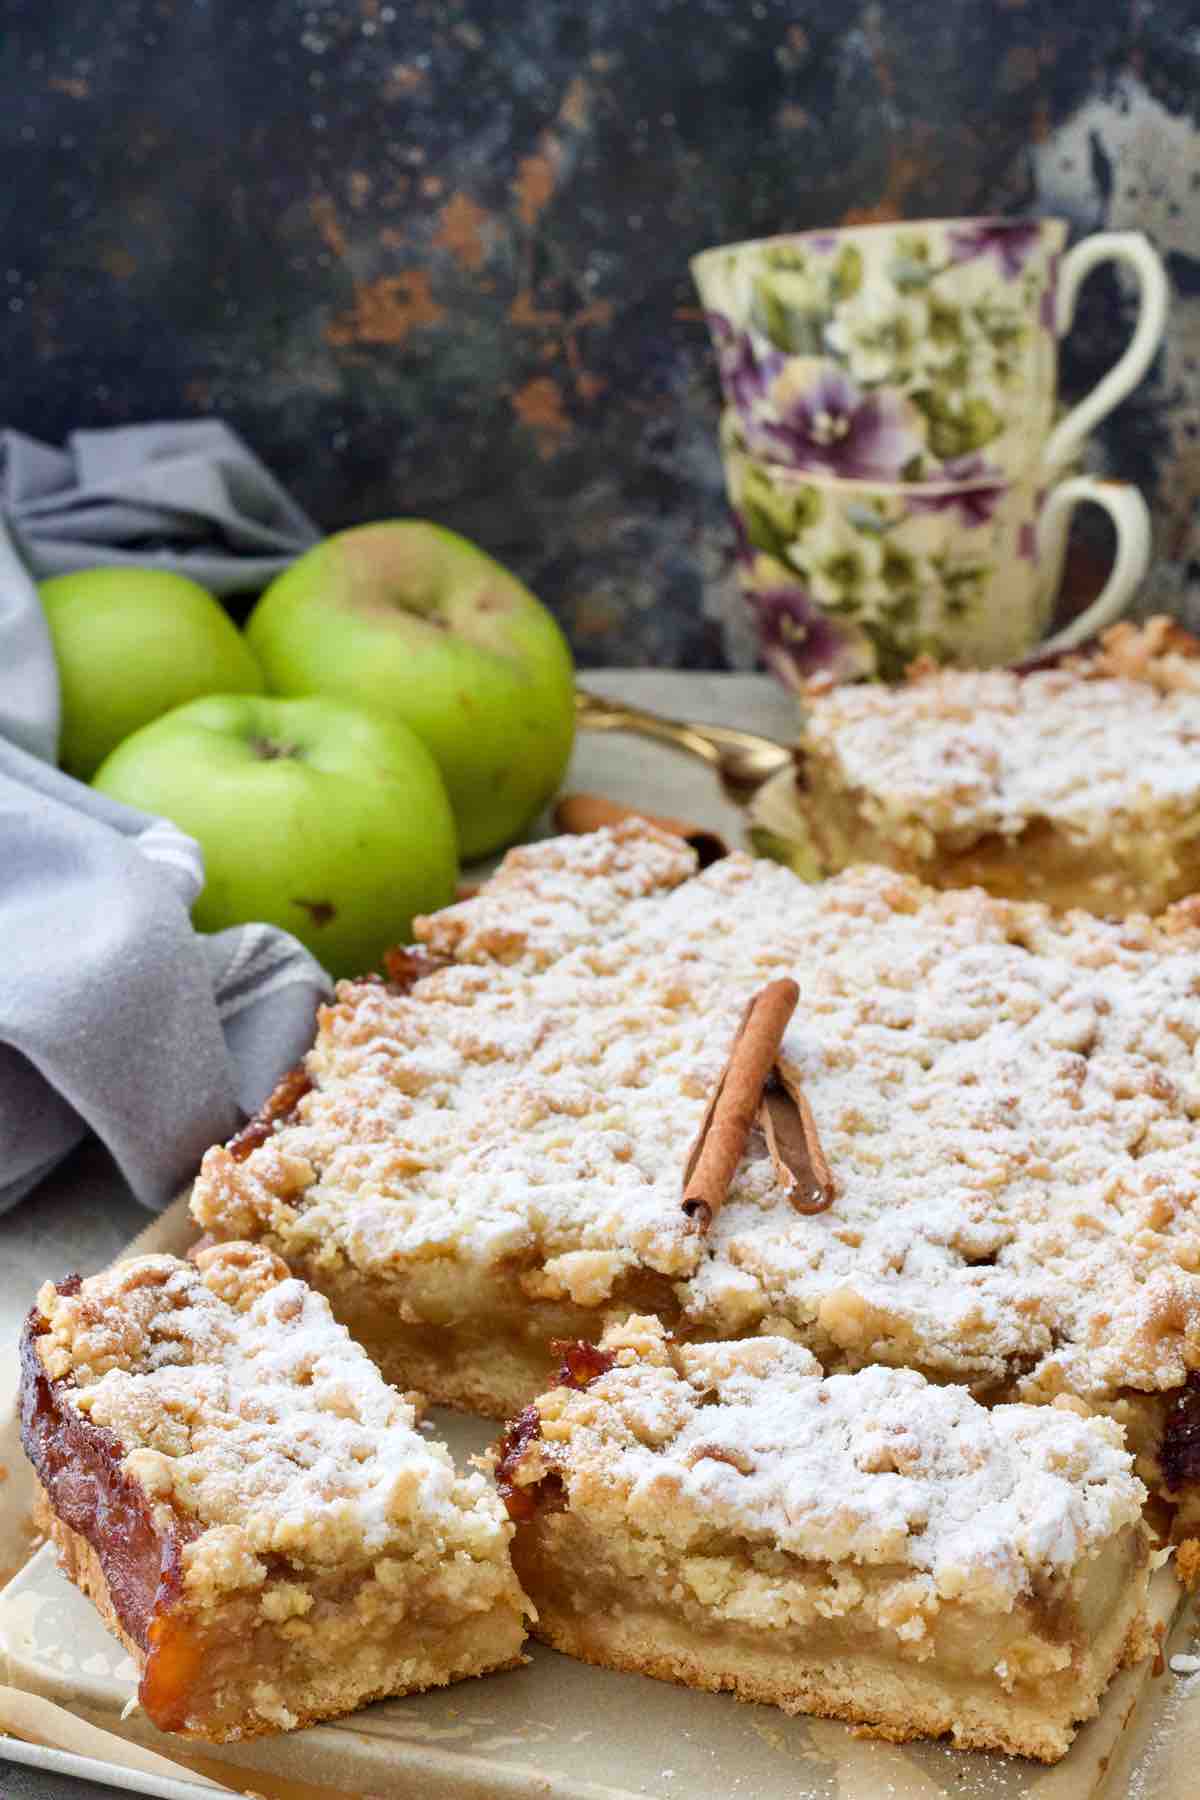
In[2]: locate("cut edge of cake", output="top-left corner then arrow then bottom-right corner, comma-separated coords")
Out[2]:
494,1316 -> 1153,1763
19,1245 -> 531,1741
780,616 -> 1200,915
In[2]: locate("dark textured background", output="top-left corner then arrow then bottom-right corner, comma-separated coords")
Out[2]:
3,0 -> 1199,665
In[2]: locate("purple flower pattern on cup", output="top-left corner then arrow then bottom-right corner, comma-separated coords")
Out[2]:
948,219 -> 1042,280
1040,250 -> 1061,333
750,368 -> 922,482
1017,485 -> 1047,561
905,454 -> 1007,526
704,310 -> 783,415
729,506 -> 755,566
749,583 -> 858,685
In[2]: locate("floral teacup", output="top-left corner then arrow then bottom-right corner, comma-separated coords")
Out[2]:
721,425 -> 1151,686
693,218 -> 1167,484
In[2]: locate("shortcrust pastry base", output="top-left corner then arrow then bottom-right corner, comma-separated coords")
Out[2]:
512,1518 -> 1150,1764
525,1600 -> 1146,1764
35,1485 -> 526,1743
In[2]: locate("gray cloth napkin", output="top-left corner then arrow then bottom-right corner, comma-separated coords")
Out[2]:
0,425 -> 331,1215
2,420 -> 320,596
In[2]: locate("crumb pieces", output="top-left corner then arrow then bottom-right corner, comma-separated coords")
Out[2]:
800,619 -> 1200,848
36,1253 -> 517,1592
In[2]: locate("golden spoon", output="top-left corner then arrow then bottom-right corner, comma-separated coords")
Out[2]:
574,688 -> 792,799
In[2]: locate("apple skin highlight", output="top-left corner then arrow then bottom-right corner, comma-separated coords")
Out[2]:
245,521 -> 576,860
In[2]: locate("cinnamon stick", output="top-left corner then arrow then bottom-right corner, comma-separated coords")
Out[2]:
682,978 -> 799,1232
554,793 -> 727,868
760,1061 -> 836,1213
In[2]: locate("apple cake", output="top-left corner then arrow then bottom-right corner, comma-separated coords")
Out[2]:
189,821 -> 1200,1557
494,1316 -> 1151,1762
751,616 -> 1200,915
19,1245 -> 530,1741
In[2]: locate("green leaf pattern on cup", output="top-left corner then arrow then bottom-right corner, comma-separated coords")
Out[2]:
910,389 -> 1003,459
737,479 -> 998,679
719,427 -> 1063,681
737,460 -> 823,561
832,244 -> 863,300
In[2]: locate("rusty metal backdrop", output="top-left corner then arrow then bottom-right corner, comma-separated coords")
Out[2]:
3,0 -> 1198,665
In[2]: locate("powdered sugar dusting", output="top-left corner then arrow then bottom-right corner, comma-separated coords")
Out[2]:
418,818 -> 697,969
192,827 -> 1200,1405
801,654 -> 1200,846
519,1318 -> 1146,1609
36,1249 -> 514,1586
1125,1632 -> 1200,1798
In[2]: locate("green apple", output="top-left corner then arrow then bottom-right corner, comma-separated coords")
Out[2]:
245,522 -> 575,860
92,693 -> 458,978
39,566 -> 265,780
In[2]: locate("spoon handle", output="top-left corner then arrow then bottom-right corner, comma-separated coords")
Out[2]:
574,689 -> 724,770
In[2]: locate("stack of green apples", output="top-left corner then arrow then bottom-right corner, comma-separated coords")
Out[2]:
41,523 -> 575,977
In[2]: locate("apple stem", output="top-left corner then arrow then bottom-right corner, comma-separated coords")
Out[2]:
251,736 -> 300,761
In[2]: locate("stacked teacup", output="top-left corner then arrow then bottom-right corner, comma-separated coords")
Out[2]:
692,218 -> 1166,686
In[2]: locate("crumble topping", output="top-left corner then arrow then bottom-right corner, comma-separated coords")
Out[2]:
191,825 -> 1200,1402
505,1317 -> 1146,1615
798,619 -> 1200,853
35,1249 -> 515,1594
420,820 -> 697,968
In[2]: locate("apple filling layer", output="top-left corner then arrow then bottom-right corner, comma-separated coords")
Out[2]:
496,1319 -> 1152,1763
19,1248 -> 529,1741
282,1258 -> 684,1421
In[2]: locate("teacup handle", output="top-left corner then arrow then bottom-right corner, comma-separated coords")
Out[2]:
1041,233 -> 1168,476
1032,475 -> 1151,658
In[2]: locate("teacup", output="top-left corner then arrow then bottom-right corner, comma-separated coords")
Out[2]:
693,218 -> 1167,483
721,423 -> 1150,686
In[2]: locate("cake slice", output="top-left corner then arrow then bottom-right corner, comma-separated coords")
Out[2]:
496,1318 -> 1151,1763
753,616 -> 1200,915
19,1245 -> 530,1741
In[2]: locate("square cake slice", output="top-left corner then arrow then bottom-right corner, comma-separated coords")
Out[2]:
496,1318 -> 1151,1763
755,616 -> 1200,915
19,1245 -> 530,1741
